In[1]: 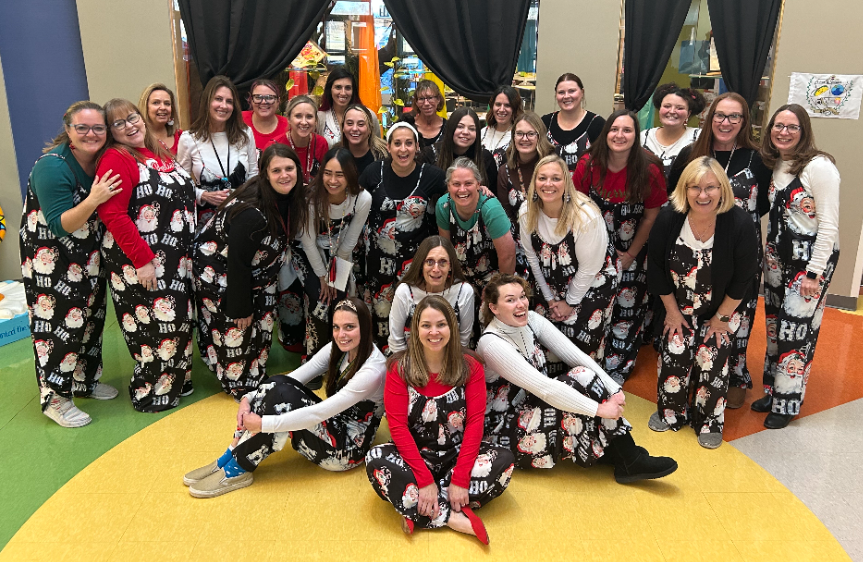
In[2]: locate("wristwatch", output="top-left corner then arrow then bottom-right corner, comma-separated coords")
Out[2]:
715,312 -> 731,322
806,270 -> 819,280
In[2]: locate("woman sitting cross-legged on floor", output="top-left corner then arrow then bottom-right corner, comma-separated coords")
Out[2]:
476,273 -> 678,482
183,297 -> 386,498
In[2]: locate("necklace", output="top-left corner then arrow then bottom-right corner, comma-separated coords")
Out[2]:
689,216 -> 715,242
713,141 -> 737,174
288,132 -> 315,182
484,126 -> 507,149
324,197 -> 349,284
209,136 -> 231,188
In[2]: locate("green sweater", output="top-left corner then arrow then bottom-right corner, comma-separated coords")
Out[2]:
29,143 -> 94,238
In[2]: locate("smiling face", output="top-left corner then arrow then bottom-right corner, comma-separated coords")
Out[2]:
771,110 -> 802,159
489,283 -> 529,327
250,84 -> 277,118
607,114 -> 636,155
209,86 -> 234,126
453,115 -> 477,152
67,109 -> 107,159
492,93 -> 514,126
342,108 -> 370,148
332,309 -> 361,354
422,246 -> 451,293
514,120 -> 539,158
387,128 -> 418,171
415,87 -> 439,118
534,162 -> 565,206
267,156 -> 298,195
712,98 -> 744,147
289,102 -> 316,140
147,90 -> 173,127
686,170 -> 721,217
448,167 -> 480,217
330,78 -> 353,110
659,93 -> 689,129
322,157 -> 347,201
417,306 -> 451,354
110,110 -> 146,149
555,80 -> 584,112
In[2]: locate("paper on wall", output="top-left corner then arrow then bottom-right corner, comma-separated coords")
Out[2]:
788,73 -> 862,119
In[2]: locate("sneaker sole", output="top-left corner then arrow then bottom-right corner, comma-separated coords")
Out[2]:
615,461 -> 679,484
189,475 -> 253,498
45,413 -> 92,428
179,388 -> 195,397
183,471 -> 215,487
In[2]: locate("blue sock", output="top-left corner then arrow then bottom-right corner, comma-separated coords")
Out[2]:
216,447 -> 234,469
223,458 -> 247,478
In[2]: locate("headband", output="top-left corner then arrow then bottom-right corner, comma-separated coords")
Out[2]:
386,121 -> 419,143
335,299 -> 358,313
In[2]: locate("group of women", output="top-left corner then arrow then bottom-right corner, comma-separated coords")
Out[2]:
20,68 -> 839,540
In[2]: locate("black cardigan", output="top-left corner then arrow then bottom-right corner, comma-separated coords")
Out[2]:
648,205 -> 759,325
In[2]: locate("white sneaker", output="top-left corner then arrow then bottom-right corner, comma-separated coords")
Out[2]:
87,383 -> 119,400
44,396 -> 92,428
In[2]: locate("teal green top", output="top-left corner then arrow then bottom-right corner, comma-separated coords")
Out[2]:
436,193 -> 511,239
29,143 -> 94,238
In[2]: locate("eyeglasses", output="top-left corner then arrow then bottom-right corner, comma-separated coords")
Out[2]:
515,131 -> 538,139
417,96 -> 438,105
687,185 -> 720,195
713,112 -> 743,124
424,258 -> 450,269
772,123 -> 801,133
111,113 -> 142,130
70,124 -> 107,135
252,94 -> 277,104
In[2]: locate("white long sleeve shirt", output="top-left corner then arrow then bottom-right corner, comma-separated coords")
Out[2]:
772,156 -> 840,276
176,130 -> 258,204
299,190 -> 372,278
477,312 -> 621,418
250,343 -> 386,434
519,202 -> 609,306
388,282 -> 475,353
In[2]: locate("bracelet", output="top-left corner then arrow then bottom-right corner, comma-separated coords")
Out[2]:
624,251 -> 634,259
805,270 -> 818,280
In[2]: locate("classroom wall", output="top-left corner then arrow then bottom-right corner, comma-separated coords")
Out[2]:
0,57 -> 23,281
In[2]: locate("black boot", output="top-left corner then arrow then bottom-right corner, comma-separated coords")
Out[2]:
605,433 -> 678,484
751,394 -> 772,413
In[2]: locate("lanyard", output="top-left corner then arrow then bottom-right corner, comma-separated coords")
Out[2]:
209,136 -> 231,187
713,142 -> 737,175
288,132 -> 315,182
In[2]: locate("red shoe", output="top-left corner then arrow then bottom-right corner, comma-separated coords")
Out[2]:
401,517 -> 415,535
461,507 -> 489,545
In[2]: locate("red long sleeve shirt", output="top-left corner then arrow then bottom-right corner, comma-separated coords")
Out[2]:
572,153 -> 667,208
384,355 -> 486,489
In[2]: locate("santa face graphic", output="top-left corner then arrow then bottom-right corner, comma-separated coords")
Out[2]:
224,327 -> 244,347
202,297 -> 218,314
420,399 -> 438,423
401,483 -> 419,509
667,333 -> 686,355
157,339 -> 177,361
617,287 -> 636,308
135,305 -> 151,324
87,251 -> 100,277
447,411 -> 465,431
66,263 -> 83,283
200,266 -> 216,284
153,297 -> 176,322
395,196 -> 426,232
154,373 -> 174,395
35,340 -> 53,366
376,218 -> 401,256
663,375 -> 681,394
775,353 -> 807,395
225,362 -> 244,381
21,257 -> 33,279
110,272 -> 125,292
135,345 -> 155,364
33,247 -> 58,275
27,210 -> 39,232
587,309 -> 603,330
122,313 -> 138,332
259,312 -> 275,333
134,383 -> 153,401
198,241 -> 218,257
59,352 -> 78,373
102,230 -> 115,249
695,345 -> 715,371
470,452 -> 495,478
70,222 -> 90,239
65,307 -> 84,329
136,204 -> 159,233
122,264 -> 139,285
619,220 -> 636,241
517,433 -> 547,455
34,294 -> 56,320
169,210 -> 184,232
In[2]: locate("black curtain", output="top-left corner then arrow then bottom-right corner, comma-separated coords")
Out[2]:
382,0 -> 531,101
623,0 -> 691,112
708,0 -> 781,108
177,0 -> 330,91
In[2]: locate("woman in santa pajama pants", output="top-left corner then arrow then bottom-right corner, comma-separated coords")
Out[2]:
97,99 -> 196,413
752,104 -> 840,429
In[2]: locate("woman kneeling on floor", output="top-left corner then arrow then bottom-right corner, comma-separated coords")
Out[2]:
366,296 -> 515,544
184,297 -> 386,497
477,273 -> 678,482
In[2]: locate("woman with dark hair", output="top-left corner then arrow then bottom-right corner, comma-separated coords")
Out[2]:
520,155 -> 619,371
358,122 -> 447,350
640,83 -> 706,177
177,75 -> 258,224
96,98 -> 196,412
335,104 -> 388,176
194,144 -> 306,398
21,101 -> 121,427
480,85 -> 523,155
754,104 -> 840,429
388,236 -> 475,354
366,296 -> 514,543
541,73 -> 606,170
241,78 -> 289,154
425,107 -> 497,188
648,157 -> 758,447
667,92 -> 772,408
299,147 -> 371,359
185,297 -> 387,497
407,80 -> 447,148
437,157 -> 515,296
477,274 -> 677,479
317,67 -> 381,147
574,109 -> 666,383
139,83 -> 182,155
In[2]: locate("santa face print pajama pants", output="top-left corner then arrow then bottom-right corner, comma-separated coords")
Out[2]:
232,375 -> 383,472
365,385 -> 515,529
278,240 -> 308,352
20,154 -> 108,409
762,175 -> 839,416
102,162 -> 196,412
484,335 -> 631,469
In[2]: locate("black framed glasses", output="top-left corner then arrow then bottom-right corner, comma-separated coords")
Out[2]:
111,113 -> 142,130
713,112 -> 743,124
772,123 -> 802,133
424,258 -> 450,269
515,131 -> 538,139
70,124 -> 107,135
252,94 -> 277,104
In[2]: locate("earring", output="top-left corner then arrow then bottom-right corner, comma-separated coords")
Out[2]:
167,119 -> 175,126
564,193 -> 571,203
532,191 -> 538,201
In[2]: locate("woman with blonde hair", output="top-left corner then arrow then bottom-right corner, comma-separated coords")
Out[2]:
520,155 -> 619,372
284,94 -> 328,183
138,83 -> 182,154
335,103 -> 388,176
96,98 -> 196,412
647,157 -> 758,448
366,296 -> 514,543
